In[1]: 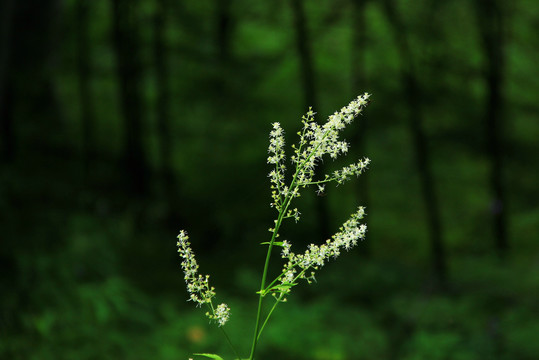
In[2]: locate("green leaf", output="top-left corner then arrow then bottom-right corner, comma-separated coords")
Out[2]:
193,353 -> 225,360
260,241 -> 284,247
270,283 -> 296,291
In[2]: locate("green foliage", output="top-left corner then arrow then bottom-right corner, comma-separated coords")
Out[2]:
193,354 -> 226,360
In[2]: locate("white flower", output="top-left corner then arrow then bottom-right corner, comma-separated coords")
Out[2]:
289,93 -> 371,191
177,231 -> 215,306
214,303 -> 230,326
281,240 -> 291,257
177,230 -> 231,326
279,207 -> 367,283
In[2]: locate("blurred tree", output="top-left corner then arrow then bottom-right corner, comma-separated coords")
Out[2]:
0,0 -> 15,163
0,0 -> 62,193
474,0 -> 509,259
290,0 -> 330,241
350,0 -> 371,257
216,0 -> 233,65
382,0 -> 448,287
0,0 -> 63,347
351,0 -> 368,92
76,0 -> 96,179
153,0 -> 175,207
213,0 -> 236,105
111,0 -> 149,195
214,0 -> 235,95
213,0 -> 235,97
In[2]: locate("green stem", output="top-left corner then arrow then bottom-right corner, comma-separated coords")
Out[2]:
205,302 -> 241,359
261,257 -> 307,295
219,326 -> 241,360
249,178 -> 301,359
256,266 -> 312,342
248,207 -> 288,359
299,177 -> 335,186
256,295 -> 284,342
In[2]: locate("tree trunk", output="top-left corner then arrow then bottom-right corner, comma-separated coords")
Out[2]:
382,0 -> 448,287
0,0 -> 16,163
213,0 -> 234,96
474,0 -> 509,259
8,0 -> 63,153
111,0 -> 148,195
290,0 -> 330,241
76,0 -> 95,179
351,0 -> 367,92
153,0 -> 178,217
350,0 -> 371,257
216,0 -> 233,65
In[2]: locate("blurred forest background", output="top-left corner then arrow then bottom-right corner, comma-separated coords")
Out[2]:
1,0 -> 538,359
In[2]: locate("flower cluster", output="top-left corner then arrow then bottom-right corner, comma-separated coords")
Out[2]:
177,230 -> 230,326
211,303 -> 231,327
262,94 -> 371,302
277,207 -> 367,295
268,122 -> 288,210
268,93 -> 371,215
267,122 -> 286,166
176,93 -> 372,359
292,93 -> 371,188
332,157 -> 371,185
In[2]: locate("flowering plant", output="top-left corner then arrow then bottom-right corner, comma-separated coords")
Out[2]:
177,93 -> 372,360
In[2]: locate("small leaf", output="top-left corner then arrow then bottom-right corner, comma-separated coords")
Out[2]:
260,241 -> 284,247
269,283 -> 296,292
193,353 -> 225,360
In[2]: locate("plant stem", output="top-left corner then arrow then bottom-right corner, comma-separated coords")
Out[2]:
248,191 -> 296,359
248,214 -> 285,359
219,327 -> 241,360
205,301 -> 241,359
256,294 -> 284,342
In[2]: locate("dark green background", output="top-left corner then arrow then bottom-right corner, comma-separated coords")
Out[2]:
1,0 -> 538,359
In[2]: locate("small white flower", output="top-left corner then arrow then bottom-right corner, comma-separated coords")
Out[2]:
279,207 -> 367,284
214,303 -> 230,326
281,240 -> 291,258
177,230 -> 231,326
